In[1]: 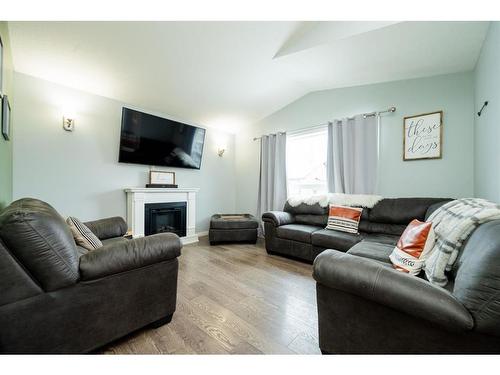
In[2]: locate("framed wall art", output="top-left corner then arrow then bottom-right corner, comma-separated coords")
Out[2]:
403,111 -> 442,161
149,170 -> 176,185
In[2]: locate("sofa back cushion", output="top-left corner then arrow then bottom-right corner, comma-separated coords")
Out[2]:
284,201 -> 328,226
284,201 -> 328,215
0,198 -> 80,291
283,198 -> 451,236
452,220 -> 500,335
358,221 -> 407,236
295,214 -> 328,226
369,198 -> 451,225
357,198 -> 451,236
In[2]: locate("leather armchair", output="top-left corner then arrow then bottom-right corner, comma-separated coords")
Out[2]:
0,198 -> 182,353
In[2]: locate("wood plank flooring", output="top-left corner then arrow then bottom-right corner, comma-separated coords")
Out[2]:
102,237 -> 320,354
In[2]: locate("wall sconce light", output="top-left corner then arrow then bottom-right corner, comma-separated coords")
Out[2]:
63,116 -> 75,132
218,148 -> 226,157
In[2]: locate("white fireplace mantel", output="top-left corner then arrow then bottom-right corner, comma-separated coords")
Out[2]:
125,188 -> 199,244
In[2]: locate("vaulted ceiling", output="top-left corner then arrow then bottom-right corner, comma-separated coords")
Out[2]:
8,21 -> 489,132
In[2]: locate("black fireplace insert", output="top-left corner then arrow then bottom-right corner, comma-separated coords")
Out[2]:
144,202 -> 187,237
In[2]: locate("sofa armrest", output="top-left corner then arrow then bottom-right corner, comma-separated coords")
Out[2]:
84,216 -> 128,240
313,250 -> 473,332
262,211 -> 295,227
79,233 -> 182,280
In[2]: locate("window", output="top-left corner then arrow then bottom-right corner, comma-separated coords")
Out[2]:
286,127 -> 328,197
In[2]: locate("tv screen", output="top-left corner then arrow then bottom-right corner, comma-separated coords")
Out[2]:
119,108 -> 206,169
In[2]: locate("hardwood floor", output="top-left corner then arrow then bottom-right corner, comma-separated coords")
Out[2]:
102,237 -> 320,354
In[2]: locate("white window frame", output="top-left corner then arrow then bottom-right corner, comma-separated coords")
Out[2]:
286,126 -> 328,198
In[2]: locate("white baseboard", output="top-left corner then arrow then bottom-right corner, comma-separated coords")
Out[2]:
181,234 -> 199,245
197,230 -> 209,237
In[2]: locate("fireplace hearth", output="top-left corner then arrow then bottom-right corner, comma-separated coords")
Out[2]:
144,202 -> 187,237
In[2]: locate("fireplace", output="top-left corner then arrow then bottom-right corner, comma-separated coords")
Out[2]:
144,202 -> 187,237
125,187 -> 198,244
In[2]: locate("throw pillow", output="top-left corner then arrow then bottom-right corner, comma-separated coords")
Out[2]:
389,219 -> 435,275
66,216 -> 103,251
325,205 -> 363,234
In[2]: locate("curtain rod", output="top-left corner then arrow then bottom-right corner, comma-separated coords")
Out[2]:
253,131 -> 286,141
252,106 -> 396,141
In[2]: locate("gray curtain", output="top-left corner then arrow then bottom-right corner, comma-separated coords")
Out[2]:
326,114 -> 378,194
257,133 -> 288,219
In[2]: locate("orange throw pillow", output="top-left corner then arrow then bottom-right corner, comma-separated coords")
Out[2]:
389,219 -> 435,275
326,205 -> 363,234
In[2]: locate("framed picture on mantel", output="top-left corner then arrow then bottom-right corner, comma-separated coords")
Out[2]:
150,170 -> 176,185
403,111 -> 442,161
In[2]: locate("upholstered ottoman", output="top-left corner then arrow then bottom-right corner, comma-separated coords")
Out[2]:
209,214 -> 259,245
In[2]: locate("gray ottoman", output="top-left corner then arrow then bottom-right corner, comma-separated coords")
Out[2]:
209,214 -> 259,245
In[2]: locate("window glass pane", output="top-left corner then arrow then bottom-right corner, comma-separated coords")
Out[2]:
286,128 -> 328,197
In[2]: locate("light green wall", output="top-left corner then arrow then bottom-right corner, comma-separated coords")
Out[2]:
235,72 -> 475,215
0,22 -> 14,210
474,22 -> 500,203
12,72 -> 236,231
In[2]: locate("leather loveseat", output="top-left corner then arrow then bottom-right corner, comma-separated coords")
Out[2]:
262,197 -> 450,262
0,198 -> 182,353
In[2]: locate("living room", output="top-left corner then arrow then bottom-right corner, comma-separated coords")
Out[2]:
1,0 -> 500,372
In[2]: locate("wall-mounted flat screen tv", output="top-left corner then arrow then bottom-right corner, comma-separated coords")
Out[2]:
119,108 -> 206,169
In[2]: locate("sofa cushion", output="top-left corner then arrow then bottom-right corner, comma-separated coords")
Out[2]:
362,233 -> 399,246
369,198 -> 450,225
358,221 -> 407,236
311,229 -> 363,251
347,241 -> 393,264
276,224 -> 322,243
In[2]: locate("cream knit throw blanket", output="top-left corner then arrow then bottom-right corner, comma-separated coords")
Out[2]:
425,198 -> 500,286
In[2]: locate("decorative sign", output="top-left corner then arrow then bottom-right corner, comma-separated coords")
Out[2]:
150,170 -> 175,184
403,111 -> 442,161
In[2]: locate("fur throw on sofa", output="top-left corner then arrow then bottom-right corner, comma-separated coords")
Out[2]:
287,193 -> 383,209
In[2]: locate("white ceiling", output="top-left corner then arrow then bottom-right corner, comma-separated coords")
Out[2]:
8,21 -> 489,132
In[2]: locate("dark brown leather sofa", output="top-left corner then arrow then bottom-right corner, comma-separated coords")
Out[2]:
313,219 -> 500,354
262,197 -> 450,262
0,198 -> 182,353
264,197 -> 500,353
